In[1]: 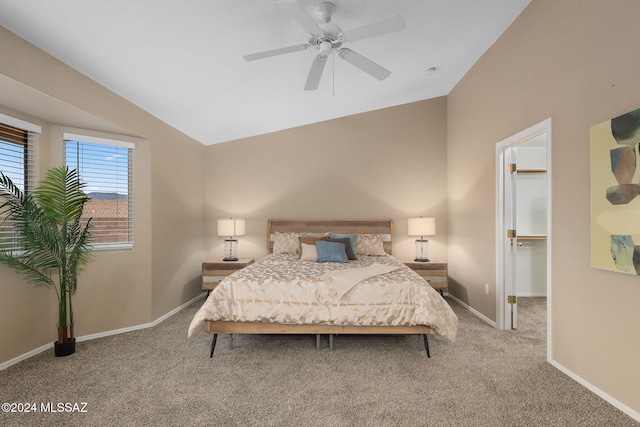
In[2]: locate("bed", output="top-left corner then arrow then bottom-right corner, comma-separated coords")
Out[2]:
188,219 -> 458,358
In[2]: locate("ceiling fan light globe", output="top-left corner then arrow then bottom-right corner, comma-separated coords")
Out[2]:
319,41 -> 333,56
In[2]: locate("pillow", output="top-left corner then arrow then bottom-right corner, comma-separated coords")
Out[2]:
327,237 -> 357,260
272,231 -> 300,254
299,235 -> 328,246
299,243 -> 318,261
315,240 -> 348,263
356,233 -> 386,256
301,232 -> 329,238
329,233 -> 357,255
299,236 -> 328,259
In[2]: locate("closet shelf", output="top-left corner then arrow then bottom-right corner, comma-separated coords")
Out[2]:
517,169 -> 547,173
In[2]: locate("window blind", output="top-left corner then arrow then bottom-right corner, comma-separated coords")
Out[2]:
0,118 -> 40,252
64,134 -> 134,249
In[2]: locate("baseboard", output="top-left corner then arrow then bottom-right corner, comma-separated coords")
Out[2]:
0,342 -> 55,372
448,295 -> 638,421
77,293 -> 205,342
549,359 -> 640,422
446,294 -> 497,328
0,293 -> 206,371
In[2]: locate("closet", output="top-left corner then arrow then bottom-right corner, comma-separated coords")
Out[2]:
516,138 -> 547,296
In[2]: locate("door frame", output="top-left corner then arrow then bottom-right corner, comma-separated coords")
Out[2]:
495,118 -> 553,358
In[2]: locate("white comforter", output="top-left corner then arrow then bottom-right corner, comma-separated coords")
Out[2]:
188,253 -> 458,340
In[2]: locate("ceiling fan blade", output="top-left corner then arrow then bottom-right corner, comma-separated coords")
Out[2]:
341,15 -> 406,43
244,44 -> 310,61
339,48 -> 391,81
304,54 -> 328,91
277,0 -> 323,36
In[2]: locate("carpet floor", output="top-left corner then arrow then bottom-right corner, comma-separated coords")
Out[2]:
0,297 -> 637,426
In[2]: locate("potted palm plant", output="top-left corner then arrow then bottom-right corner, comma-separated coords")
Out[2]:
0,166 -> 93,357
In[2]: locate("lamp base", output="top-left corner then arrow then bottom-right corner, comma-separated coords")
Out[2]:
223,238 -> 238,262
414,238 -> 430,263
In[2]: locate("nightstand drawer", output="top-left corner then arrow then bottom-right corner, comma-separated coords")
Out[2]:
201,258 -> 254,292
201,276 -> 227,291
423,278 -> 447,291
400,259 -> 448,294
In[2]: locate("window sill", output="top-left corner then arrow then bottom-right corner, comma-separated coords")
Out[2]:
92,243 -> 133,251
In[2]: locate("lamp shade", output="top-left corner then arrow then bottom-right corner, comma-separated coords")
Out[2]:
217,218 -> 246,237
408,217 -> 436,237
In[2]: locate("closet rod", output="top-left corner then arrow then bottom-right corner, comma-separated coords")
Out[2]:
517,169 -> 547,173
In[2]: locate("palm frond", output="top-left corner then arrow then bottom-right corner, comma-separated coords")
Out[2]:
34,166 -> 90,224
0,173 -> 28,225
66,219 -> 92,296
0,172 -> 25,204
22,247 -> 63,271
16,198 -> 63,255
0,251 -> 55,287
69,218 -> 92,259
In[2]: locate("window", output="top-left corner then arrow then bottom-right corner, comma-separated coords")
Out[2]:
64,133 -> 134,250
0,114 -> 40,252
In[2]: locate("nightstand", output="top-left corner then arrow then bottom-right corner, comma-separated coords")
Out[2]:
400,259 -> 448,295
201,258 -> 254,295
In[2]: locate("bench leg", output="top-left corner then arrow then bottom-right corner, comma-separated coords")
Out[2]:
422,334 -> 430,358
210,334 -> 218,358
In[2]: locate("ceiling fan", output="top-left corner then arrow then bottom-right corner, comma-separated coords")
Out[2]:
243,0 -> 406,90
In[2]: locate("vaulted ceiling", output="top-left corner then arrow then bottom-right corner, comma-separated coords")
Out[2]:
0,0 -> 531,145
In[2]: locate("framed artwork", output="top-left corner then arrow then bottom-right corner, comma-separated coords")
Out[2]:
590,107 -> 640,274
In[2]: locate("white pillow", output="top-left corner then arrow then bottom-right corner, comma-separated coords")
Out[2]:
299,243 -> 318,261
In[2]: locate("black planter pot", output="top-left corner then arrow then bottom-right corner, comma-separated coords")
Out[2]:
54,338 -> 76,357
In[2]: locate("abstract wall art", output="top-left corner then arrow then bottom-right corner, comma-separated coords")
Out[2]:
590,107 -> 640,274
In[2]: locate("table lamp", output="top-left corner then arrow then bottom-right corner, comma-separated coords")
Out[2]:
408,217 -> 436,262
217,218 -> 245,261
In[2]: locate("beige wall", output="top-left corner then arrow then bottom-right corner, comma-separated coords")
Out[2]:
149,124 -> 206,319
2,0 -> 638,416
0,27 -> 206,364
205,98 -> 448,261
0,108 -> 55,359
448,0 -> 640,413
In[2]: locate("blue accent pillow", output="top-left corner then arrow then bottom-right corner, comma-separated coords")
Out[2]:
329,233 -> 357,256
327,238 -> 357,260
315,240 -> 349,263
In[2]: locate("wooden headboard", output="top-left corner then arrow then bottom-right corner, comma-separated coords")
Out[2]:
267,219 -> 394,255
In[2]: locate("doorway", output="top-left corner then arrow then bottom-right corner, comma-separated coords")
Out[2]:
495,119 -> 552,358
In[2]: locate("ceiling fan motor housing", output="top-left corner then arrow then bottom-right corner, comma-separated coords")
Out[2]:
309,23 -> 343,53
314,2 -> 335,23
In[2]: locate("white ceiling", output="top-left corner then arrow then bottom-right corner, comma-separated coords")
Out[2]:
0,0 -> 530,146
